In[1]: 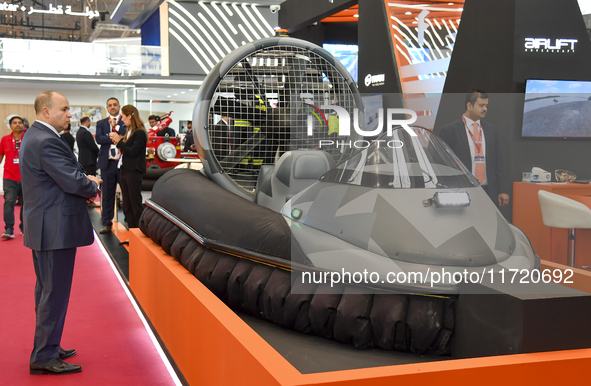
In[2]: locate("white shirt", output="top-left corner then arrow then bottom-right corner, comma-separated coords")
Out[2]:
462,115 -> 487,186
109,115 -> 121,130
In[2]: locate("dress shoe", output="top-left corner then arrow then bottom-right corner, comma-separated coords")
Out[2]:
59,348 -> 77,360
30,358 -> 82,375
99,226 -> 112,234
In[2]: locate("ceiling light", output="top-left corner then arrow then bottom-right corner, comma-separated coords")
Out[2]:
181,91 -> 186,94
174,94 -> 178,96
405,11 -> 412,15
448,2 -> 454,4
167,95 -> 172,98
354,14 -> 359,17
100,83 -> 134,88
412,21 -> 418,24
189,89 -> 194,91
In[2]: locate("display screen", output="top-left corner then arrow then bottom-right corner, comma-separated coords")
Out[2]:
323,44 -> 358,84
522,79 -> 591,138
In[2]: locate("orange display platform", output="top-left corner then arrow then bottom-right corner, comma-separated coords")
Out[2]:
513,182 -> 591,265
128,229 -> 591,385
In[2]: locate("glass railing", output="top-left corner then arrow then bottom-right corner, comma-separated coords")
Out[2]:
0,38 -> 167,76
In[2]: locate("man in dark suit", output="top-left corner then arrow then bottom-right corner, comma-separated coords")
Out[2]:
436,90 -> 510,207
76,115 -> 99,176
96,97 -> 126,234
183,120 -> 195,152
60,124 -> 75,152
20,91 -> 101,375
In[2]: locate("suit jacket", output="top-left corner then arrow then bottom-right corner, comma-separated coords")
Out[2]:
76,126 -> 99,168
96,116 -> 126,170
436,119 -> 510,202
117,129 -> 147,174
20,121 -> 98,251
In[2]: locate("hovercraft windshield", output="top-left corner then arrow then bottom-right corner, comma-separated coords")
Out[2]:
320,127 -> 479,190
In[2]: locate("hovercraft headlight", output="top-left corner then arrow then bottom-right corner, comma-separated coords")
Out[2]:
423,192 -> 471,208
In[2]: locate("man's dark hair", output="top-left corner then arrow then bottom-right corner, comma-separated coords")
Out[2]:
148,115 -> 160,121
188,120 -> 192,124
80,116 -> 90,125
106,97 -> 119,105
465,89 -> 489,108
9,116 -> 23,125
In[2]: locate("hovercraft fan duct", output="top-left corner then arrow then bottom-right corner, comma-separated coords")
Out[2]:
193,37 -> 363,200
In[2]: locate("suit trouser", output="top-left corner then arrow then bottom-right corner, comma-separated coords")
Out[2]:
120,169 -> 144,228
100,160 -> 120,227
31,248 -> 76,365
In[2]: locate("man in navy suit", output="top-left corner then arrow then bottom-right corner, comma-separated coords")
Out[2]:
20,91 -> 101,375
436,90 -> 510,207
96,97 -> 126,234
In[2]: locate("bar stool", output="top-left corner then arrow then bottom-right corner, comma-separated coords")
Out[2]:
538,190 -> 591,267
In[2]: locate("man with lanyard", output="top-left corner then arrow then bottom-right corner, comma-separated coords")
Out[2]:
96,97 -> 127,234
437,90 -> 510,207
0,115 -> 25,239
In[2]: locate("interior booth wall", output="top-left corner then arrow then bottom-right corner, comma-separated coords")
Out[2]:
433,0 -> 591,221
136,101 -> 194,133
0,86 -> 123,137
0,85 -> 121,193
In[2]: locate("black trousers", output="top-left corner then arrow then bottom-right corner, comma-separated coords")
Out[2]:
31,248 -> 76,365
120,169 -> 144,228
2,178 -> 23,231
100,160 -> 120,227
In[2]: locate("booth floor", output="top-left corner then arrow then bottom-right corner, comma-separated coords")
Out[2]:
0,204 -> 181,385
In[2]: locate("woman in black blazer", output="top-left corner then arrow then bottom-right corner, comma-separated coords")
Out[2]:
109,105 -> 147,228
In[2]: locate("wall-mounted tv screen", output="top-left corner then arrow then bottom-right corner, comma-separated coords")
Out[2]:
522,79 -> 591,138
323,44 -> 358,84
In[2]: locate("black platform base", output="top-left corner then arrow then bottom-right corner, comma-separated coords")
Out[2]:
453,280 -> 591,358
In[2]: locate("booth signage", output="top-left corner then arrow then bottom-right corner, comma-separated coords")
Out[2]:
524,37 -> 578,52
364,73 -> 386,87
0,2 -> 99,19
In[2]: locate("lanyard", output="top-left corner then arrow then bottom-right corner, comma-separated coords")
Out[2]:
12,134 -> 22,158
462,116 -> 482,154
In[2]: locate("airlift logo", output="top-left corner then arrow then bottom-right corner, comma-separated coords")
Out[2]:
307,106 -> 418,149
524,38 -> 578,53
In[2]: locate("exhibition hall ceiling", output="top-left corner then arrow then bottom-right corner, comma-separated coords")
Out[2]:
322,1 -> 465,23
0,0 -> 284,42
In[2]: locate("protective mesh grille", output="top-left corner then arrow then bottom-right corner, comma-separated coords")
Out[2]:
208,45 -> 358,195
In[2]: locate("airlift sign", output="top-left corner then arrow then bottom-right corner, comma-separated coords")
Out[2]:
524,37 -> 578,53
308,107 -> 418,150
